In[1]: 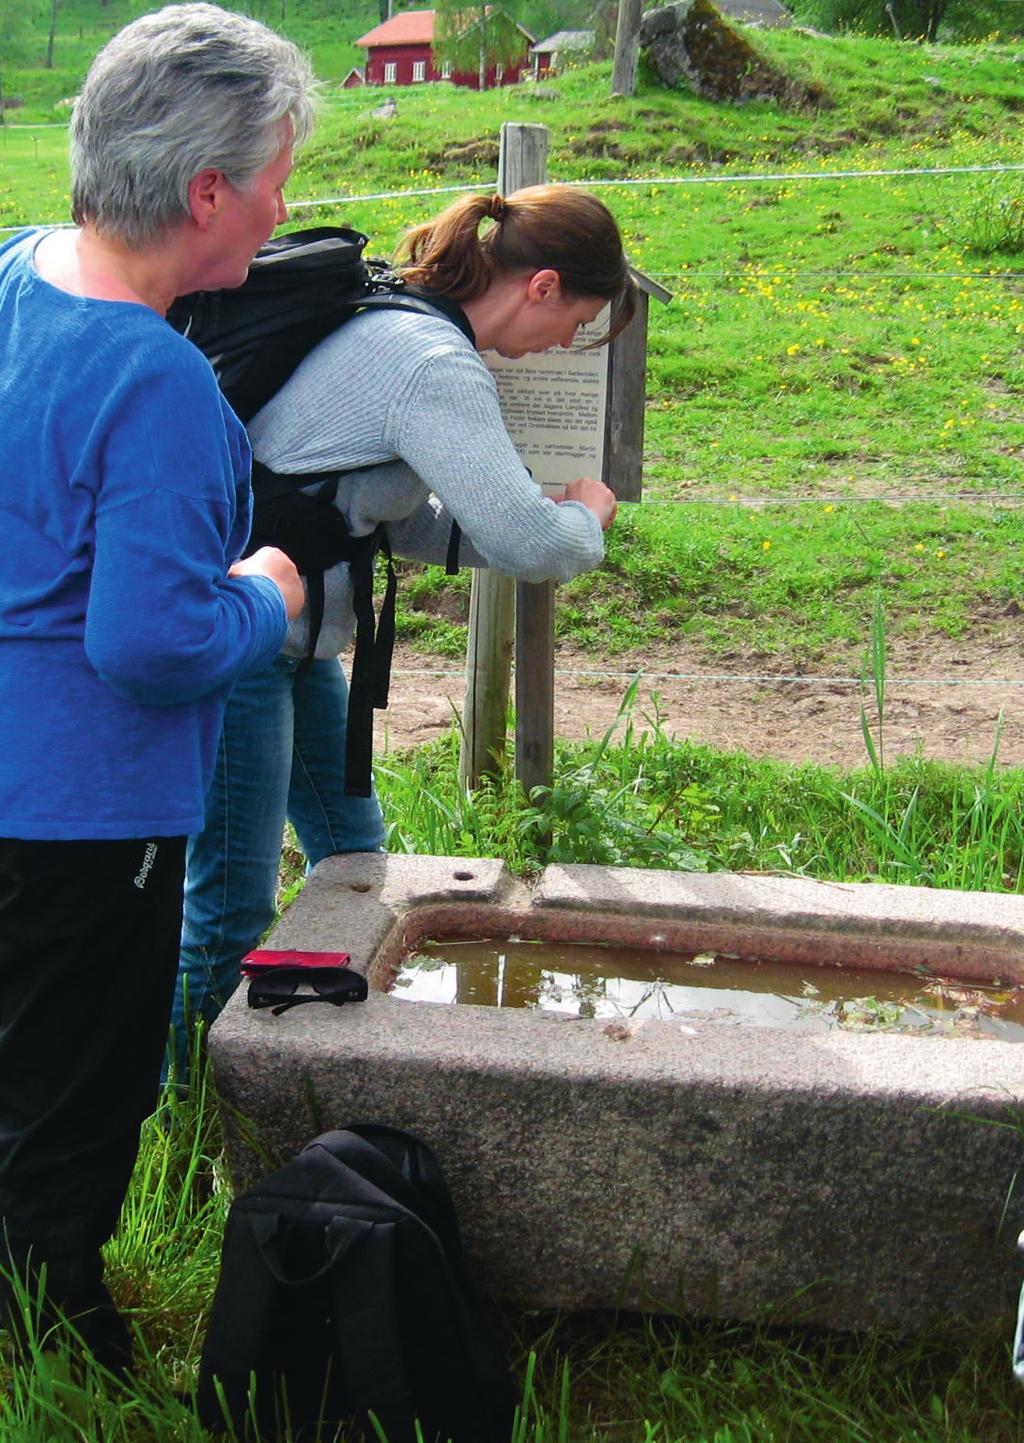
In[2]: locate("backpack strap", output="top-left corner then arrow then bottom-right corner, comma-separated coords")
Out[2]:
325,1215 -> 422,1443
355,286 -> 476,347
344,527 -> 394,798
243,288 -> 474,796
309,1129 -> 520,1443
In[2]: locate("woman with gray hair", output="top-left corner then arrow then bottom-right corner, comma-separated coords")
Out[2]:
0,2 -> 315,1375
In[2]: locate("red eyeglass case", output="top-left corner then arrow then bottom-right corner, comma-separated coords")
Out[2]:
241,948 -> 353,974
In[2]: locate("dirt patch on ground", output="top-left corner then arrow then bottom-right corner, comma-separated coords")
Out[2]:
374,633 -> 1024,770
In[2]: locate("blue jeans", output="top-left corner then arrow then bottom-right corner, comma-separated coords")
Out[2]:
170,654 -> 384,1081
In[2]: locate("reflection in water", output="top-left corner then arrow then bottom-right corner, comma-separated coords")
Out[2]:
391,937 -> 1024,1041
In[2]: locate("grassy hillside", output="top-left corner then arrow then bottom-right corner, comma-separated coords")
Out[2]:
3,26 -> 1024,1440
0,0 -> 379,109
4,26 -> 1024,664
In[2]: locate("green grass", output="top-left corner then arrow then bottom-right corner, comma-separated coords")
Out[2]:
4,28 -> 1024,1437
372,679 -> 1024,888
394,499 -> 1024,660
5,716 -> 1024,1437
6,1081 -> 1024,1443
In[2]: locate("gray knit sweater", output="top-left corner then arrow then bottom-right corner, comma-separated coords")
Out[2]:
247,306 -> 606,659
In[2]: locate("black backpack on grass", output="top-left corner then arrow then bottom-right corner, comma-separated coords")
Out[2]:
196,1124 -> 518,1443
167,228 -> 468,797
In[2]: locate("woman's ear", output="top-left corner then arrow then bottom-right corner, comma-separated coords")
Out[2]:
187,169 -> 225,231
525,268 -> 562,303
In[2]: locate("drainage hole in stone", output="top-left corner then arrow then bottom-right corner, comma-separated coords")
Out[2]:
348,883 -> 372,894
452,871 -> 475,882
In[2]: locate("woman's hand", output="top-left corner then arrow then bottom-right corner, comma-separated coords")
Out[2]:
229,547 -> 304,619
562,477 -> 618,531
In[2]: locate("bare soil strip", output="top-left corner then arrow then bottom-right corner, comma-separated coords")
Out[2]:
374,637 -> 1024,769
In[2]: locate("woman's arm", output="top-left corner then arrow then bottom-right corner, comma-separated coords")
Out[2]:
384,345 -> 608,584
84,360 -> 289,705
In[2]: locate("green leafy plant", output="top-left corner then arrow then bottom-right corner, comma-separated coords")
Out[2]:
952,175 -> 1024,256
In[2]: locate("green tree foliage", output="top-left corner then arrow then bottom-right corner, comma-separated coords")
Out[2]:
0,0 -> 44,117
432,0 -> 531,87
791,0 -> 1020,41
515,0 -> 600,47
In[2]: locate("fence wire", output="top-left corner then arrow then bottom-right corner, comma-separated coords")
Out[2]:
387,667 -> 1024,688
10,157 -> 1024,235
8,154 -> 1024,701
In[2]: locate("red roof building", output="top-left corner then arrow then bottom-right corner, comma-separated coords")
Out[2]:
354,8 -> 539,89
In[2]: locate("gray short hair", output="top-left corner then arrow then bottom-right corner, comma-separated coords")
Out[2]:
70,3 -> 318,248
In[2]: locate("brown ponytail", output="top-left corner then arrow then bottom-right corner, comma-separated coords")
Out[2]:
395,183 -> 637,344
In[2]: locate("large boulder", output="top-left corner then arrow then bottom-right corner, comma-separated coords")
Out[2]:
639,0 -> 826,106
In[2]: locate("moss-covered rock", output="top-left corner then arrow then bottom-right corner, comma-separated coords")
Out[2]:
638,0 -> 828,107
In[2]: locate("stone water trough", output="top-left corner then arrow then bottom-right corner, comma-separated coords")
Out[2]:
209,853 -> 1024,1337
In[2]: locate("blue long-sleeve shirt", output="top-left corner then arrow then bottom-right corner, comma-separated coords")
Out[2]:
0,230 -> 287,839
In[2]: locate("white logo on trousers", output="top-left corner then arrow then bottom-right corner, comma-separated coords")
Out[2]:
134,842 -> 158,890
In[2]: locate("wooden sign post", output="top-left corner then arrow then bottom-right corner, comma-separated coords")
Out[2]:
459,122 -> 669,805
459,122 -> 548,793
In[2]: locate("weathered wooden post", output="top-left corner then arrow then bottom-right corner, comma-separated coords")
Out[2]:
604,270 -> 673,502
611,0 -> 643,98
459,122 -> 548,793
514,268 -> 672,805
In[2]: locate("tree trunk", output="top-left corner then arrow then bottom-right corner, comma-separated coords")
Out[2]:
926,0 -> 946,40
46,0 -> 58,69
478,4 -> 487,90
611,0 -> 642,97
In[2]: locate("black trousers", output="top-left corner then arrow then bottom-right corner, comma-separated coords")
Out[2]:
0,835 -> 186,1370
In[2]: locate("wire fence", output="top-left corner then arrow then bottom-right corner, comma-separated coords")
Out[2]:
8,157 -> 1024,235
620,494 -> 1024,505
388,666 -> 1024,688
7,151 -> 1023,707
283,160 -> 1024,211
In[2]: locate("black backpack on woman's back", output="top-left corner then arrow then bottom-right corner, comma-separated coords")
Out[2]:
168,228 -> 467,799
196,1123 -> 518,1443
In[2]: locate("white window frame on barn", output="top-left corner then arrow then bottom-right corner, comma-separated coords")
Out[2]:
440,59 -> 452,78
383,61 -> 397,83
412,59 -> 426,81
495,62 -> 504,82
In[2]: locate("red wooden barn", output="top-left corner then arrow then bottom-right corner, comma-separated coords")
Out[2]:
353,8 -> 539,88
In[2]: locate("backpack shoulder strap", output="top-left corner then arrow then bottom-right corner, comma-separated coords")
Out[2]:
354,287 -> 476,346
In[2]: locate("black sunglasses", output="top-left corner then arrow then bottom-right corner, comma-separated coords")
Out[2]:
246,965 -> 368,1016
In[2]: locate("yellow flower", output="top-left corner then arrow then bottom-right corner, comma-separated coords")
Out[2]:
936,549 -> 947,559
762,540 -> 772,552
824,504 -> 835,512
786,344 -> 800,355
910,337 -> 920,346
914,543 -> 925,552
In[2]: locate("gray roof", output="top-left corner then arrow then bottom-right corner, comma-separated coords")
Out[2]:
716,0 -> 792,23
529,29 -> 594,53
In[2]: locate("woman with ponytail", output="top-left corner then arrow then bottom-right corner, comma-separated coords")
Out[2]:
171,184 -> 637,1077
